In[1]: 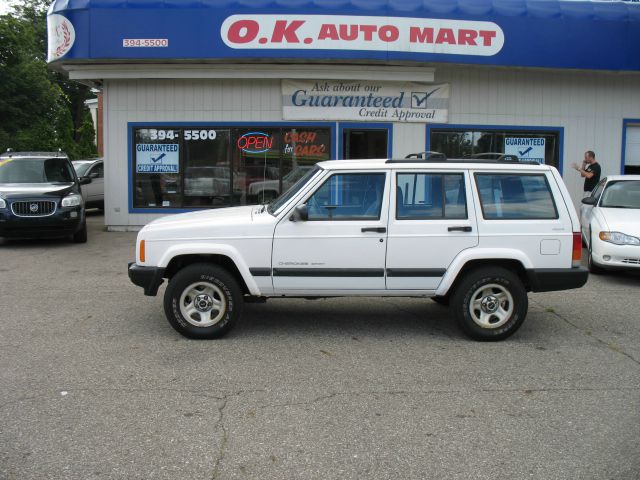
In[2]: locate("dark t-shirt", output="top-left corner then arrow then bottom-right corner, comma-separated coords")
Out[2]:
584,162 -> 601,191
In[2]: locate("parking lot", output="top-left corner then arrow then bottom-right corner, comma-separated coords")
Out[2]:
1,213 -> 639,480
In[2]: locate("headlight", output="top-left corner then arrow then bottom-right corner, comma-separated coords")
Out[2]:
599,231 -> 640,246
61,194 -> 82,207
0,197 -> 6,209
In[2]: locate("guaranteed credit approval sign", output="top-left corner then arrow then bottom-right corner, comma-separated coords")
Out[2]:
283,80 -> 450,123
222,15 -> 504,56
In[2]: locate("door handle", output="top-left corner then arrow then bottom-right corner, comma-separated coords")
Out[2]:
448,226 -> 472,232
361,227 -> 387,233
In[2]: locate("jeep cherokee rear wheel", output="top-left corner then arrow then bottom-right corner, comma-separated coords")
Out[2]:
451,267 -> 528,341
163,263 -> 242,339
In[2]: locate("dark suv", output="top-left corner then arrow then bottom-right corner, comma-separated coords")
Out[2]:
0,151 -> 89,242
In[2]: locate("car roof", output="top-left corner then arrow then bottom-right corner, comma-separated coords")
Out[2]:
72,158 -> 102,163
0,151 -> 68,159
316,158 -> 551,171
604,175 -> 640,181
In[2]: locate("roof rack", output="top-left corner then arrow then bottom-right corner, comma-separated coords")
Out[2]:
464,152 -> 521,162
386,151 -> 448,163
385,151 -> 543,166
405,151 -> 447,160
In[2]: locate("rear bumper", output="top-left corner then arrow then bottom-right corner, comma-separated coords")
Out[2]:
526,267 -> 589,293
128,263 -> 165,296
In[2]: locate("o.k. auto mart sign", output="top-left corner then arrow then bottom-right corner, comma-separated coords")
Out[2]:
282,80 -> 450,123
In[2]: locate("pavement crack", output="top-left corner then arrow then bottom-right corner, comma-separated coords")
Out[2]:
538,302 -> 640,366
209,390 -> 260,479
210,396 -> 229,480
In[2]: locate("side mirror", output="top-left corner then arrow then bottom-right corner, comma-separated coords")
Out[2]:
289,204 -> 308,222
581,196 -> 597,205
79,176 -> 92,185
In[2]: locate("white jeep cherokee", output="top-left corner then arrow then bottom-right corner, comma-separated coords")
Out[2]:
128,156 -> 588,341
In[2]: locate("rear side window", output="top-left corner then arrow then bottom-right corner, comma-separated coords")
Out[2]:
396,173 -> 467,219
475,173 -> 558,220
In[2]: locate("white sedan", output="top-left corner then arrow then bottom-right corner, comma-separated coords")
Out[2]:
580,175 -> 640,273
73,159 -> 104,210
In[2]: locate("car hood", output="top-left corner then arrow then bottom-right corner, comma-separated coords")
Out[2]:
599,207 -> 640,236
142,205 -> 258,239
0,183 -> 75,198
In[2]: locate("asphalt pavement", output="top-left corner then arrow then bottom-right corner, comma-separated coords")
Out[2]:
1,213 -> 639,479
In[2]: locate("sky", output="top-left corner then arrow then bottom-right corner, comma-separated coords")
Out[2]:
0,1 -> 15,15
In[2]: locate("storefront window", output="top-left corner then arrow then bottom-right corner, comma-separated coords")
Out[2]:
281,127 -> 332,197
430,128 -> 560,168
183,129 -> 232,208
132,125 -> 332,210
134,128 -> 183,209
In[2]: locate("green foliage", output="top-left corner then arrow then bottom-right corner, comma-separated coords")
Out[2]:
0,0 -> 97,159
76,109 -> 98,158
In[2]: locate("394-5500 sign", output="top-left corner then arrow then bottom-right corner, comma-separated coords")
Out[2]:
147,129 -> 217,141
184,130 -> 217,140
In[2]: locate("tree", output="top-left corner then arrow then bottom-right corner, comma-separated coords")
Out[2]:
0,0 -> 96,158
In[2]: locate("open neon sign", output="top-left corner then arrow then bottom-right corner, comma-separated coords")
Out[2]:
237,132 -> 273,153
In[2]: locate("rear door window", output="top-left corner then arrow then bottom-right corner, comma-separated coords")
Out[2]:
475,173 -> 558,220
396,173 -> 467,219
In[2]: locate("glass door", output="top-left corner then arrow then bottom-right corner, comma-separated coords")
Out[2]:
340,125 -> 390,159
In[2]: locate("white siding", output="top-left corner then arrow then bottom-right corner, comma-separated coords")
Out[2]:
104,68 -> 640,228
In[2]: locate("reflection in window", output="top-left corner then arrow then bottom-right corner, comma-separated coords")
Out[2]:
397,173 -> 467,219
132,126 -> 332,209
307,173 -> 386,220
476,174 -> 557,219
184,129 -> 232,207
430,128 -> 559,168
600,181 -> 640,209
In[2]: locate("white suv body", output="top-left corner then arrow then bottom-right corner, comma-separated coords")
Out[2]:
129,158 -> 587,341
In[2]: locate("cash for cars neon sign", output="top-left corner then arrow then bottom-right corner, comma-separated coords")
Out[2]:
237,132 -> 273,153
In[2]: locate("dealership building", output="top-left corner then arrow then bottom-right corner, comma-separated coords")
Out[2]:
47,0 -> 640,229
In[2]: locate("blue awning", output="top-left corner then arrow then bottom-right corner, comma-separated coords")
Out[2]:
47,0 -> 640,72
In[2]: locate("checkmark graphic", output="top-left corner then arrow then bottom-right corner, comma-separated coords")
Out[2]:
151,153 -> 166,163
518,147 -> 533,157
411,88 -> 440,109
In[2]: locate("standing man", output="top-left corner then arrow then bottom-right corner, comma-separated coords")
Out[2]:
572,150 -> 601,197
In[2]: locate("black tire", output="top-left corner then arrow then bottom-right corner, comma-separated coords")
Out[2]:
72,220 -> 87,243
163,263 -> 243,339
431,295 -> 450,306
450,267 -> 528,341
588,231 -> 605,275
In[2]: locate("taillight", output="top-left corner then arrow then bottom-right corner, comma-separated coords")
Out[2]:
572,232 -> 582,267
139,239 -> 145,263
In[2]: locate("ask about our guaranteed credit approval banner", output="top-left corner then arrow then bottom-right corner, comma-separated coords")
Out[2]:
282,80 -> 450,123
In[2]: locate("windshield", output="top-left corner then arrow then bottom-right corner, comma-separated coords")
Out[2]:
73,162 -> 93,177
0,157 -> 75,184
600,180 -> 640,209
267,166 -> 322,215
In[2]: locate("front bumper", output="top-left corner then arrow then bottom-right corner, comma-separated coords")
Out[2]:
526,267 -> 589,292
592,240 -> 640,270
0,207 -> 83,238
128,263 -> 165,296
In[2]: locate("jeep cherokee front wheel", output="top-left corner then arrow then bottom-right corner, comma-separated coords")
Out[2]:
451,267 -> 528,341
163,263 -> 242,339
